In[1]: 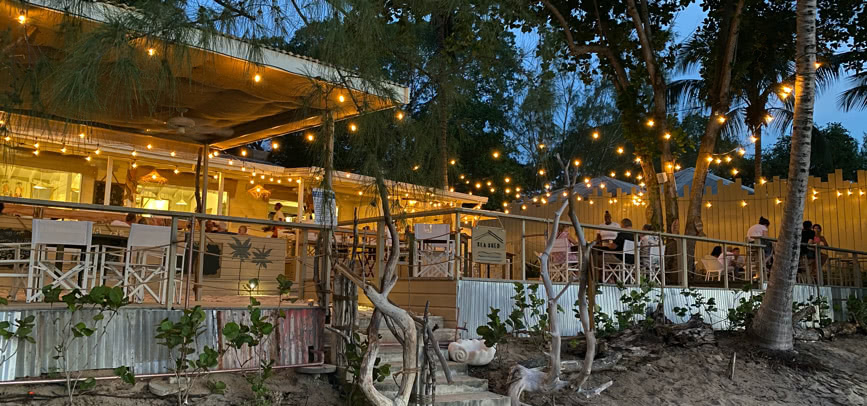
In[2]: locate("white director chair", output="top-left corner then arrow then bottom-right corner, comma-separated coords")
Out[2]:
26,220 -> 96,303
122,224 -> 184,304
413,224 -> 455,278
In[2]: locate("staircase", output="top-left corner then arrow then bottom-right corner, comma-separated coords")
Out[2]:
357,314 -> 509,406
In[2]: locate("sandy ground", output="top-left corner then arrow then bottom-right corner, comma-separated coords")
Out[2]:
471,333 -> 867,406
0,368 -> 340,406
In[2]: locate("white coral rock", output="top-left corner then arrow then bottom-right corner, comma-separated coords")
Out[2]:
448,339 -> 496,366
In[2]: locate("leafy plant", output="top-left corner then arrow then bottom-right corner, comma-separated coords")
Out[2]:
673,288 -> 718,321
613,281 -> 659,330
793,296 -> 832,328
726,284 -> 763,330
41,285 -> 131,404
345,331 -> 391,405
0,312 -> 35,371
847,295 -> 867,329
155,305 -> 220,405
477,307 -> 509,348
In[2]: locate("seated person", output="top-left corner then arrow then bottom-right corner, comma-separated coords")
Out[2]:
603,218 -> 635,264
110,213 -> 136,227
718,247 -> 746,277
638,224 -> 660,266
595,210 -> 621,247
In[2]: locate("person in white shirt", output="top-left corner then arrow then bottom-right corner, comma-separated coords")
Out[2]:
110,213 -> 136,227
747,216 -> 772,260
596,211 -> 621,243
271,203 -> 286,222
718,247 -> 746,277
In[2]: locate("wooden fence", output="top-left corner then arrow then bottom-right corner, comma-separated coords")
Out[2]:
520,169 -> 867,254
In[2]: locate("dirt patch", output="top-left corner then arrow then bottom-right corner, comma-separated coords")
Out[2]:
0,368 -> 341,405
470,333 -> 867,405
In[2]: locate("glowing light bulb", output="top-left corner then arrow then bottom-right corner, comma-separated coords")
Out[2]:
521,205 -> 527,210
147,144 -> 153,150
634,157 -> 642,163
241,150 -> 247,156
152,174 -> 158,180
592,131 -> 599,139
486,181 -> 492,186
475,183 -> 481,189
306,134 -> 315,142
60,146 -> 67,153
492,151 -> 500,158
625,171 -> 631,177
505,177 -> 511,183
616,147 -> 624,154
450,159 -> 456,165
538,143 -> 545,149
79,132 -> 86,138
775,198 -> 782,205
131,161 -> 137,168
147,48 -> 155,56
706,156 -> 714,163
716,115 -> 726,124
741,200 -> 748,207
724,156 -> 732,163
837,191 -> 842,197
32,150 -> 39,156
349,123 -> 358,132
131,150 -> 137,156
459,174 -> 465,180
663,133 -> 671,140
413,165 -> 420,171
33,142 -> 39,148
170,151 -> 176,157
85,156 -> 91,162
610,171 -> 616,177
396,111 -> 404,120
646,119 -> 655,127
338,94 -> 345,103
538,169 -> 545,175
675,164 -> 682,170
731,168 -> 739,175
271,141 -> 279,149
765,115 -> 774,123
573,160 -> 580,166
715,158 -> 722,164
814,62 -> 822,69
18,14 -> 26,24
174,168 -> 179,174
737,148 -> 746,156
3,136 -> 9,142
759,177 -> 767,185
253,74 -> 262,83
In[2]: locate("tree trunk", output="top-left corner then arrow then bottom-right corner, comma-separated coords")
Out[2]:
683,0 -> 746,269
439,104 -> 449,189
748,0 -> 817,351
640,160 -> 663,230
754,125 -> 763,182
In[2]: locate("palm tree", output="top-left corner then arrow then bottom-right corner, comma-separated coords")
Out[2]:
748,0 -> 818,351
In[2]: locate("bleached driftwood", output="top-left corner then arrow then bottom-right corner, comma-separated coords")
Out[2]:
332,179 -> 417,406
448,339 -> 496,366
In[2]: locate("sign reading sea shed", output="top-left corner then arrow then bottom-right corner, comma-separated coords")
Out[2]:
472,226 -> 507,264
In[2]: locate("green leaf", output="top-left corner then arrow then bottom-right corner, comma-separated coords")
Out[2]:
93,313 -> 105,321
79,377 -> 96,391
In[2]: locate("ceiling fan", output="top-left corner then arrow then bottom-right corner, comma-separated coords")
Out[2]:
162,109 -> 234,138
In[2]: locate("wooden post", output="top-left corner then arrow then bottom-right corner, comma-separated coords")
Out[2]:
633,231 -> 640,286
297,179 -> 305,220
722,243 -> 729,289
680,238 -> 688,287
166,216 -> 179,310
454,211 -> 461,280
216,172 -> 224,216
103,156 -> 113,206
196,147 -> 209,301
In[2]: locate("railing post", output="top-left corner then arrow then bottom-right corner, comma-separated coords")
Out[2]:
758,245 -> 765,288
659,232 -> 665,287
853,252 -> 863,292
680,237 -> 688,288
166,216 -> 179,310
454,211 -> 461,280
103,156 -> 113,206
722,243 -> 729,290
521,220 -> 526,281
815,245 -> 824,286
633,231 -> 640,286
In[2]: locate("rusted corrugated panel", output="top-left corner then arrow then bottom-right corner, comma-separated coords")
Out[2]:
216,308 -> 276,369
275,307 -> 324,366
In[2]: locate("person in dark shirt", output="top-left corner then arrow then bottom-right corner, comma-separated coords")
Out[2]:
801,221 -> 816,259
604,218 -> 635,264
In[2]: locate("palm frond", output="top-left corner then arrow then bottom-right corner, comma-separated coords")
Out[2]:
838,71 -> 867,111
666,79 -> 705,111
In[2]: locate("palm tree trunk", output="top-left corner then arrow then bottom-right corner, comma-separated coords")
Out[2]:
439,104 -> 449,189
754,125 -> 763,182
748,0 -> 817,351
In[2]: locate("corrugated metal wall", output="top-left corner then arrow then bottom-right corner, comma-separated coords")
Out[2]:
456,279 -> 866,338
0,306 -> 324,382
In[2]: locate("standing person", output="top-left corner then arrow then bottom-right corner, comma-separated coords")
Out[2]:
748,216 -> 772,265
811,224 -> 828,246
271,202 -> 286,222
595,211 -> 621,245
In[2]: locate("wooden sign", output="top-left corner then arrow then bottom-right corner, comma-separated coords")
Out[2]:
472,226 -> 506,265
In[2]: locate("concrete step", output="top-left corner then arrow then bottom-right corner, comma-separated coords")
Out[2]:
376,346 -> 449,365
376,375 -> 489,397
430,392 -> 511,406
391,361 -> 468,379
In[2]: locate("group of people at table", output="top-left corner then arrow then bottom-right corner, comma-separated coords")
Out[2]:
558,210 -> 834,282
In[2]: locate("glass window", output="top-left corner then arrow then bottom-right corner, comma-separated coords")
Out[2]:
0,165 -> 82,203
136,184 -> 227,214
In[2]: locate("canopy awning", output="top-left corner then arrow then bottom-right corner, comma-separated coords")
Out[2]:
0,0 -> 408,150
